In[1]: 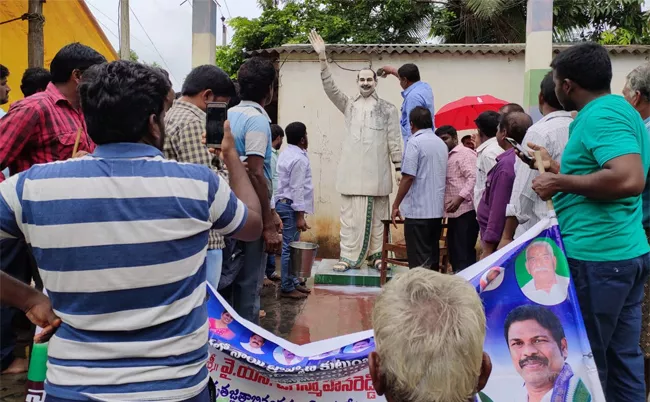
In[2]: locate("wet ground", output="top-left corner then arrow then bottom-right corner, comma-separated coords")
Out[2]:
0,273 -> 378,402
260,281 -> 379,344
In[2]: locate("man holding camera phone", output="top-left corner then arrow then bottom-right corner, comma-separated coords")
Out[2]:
164,65 -> 237,291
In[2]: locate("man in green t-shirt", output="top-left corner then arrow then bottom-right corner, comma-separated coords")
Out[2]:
529,42 -> 650,401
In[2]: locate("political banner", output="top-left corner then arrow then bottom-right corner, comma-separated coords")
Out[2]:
206,215 -> 605,402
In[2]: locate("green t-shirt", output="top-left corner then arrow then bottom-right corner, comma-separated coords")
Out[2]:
553,94 -> 650,262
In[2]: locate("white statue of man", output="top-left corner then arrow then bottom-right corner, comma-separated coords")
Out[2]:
309,30 -> 402,272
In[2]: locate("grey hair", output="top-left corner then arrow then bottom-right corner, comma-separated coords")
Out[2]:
626,63 -> 650,101
372,268 -> 486,402
525,240 -> 554,260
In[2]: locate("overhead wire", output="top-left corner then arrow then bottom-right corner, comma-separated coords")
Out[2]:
129,6 -> 178,84
221,0 -> 232,18
86,0 -> 153,51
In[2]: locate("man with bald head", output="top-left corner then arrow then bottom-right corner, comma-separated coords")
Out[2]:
478,112 -> 533,258
309,30 -> 402,272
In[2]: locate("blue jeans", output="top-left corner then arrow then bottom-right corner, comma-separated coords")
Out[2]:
205,249 -> 223,290
265,253 -> 276,278
276,202 -> 300,293
568,253 -> 650,401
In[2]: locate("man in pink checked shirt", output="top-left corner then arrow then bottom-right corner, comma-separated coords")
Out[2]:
436,126 -> 479,273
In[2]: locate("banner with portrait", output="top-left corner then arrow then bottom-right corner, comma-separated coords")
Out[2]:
206,216 -> 605,402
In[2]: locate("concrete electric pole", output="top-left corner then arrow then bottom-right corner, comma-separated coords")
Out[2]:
119,0 -> 131,60
524,0 -> 554,122
27,0 -> 45,68
221,15 -> 227,46
191,0 -> 217,67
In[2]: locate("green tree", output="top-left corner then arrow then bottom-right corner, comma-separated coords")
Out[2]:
217,0 -> 650,76
457,0 -> 650,44
217,0 -> 446,76
129,49 -> 140,62
128,49 -> 164,69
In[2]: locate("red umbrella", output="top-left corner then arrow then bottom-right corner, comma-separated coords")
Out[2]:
435,95 -> 509,131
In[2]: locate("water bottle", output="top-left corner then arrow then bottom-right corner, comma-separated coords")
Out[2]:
24,339 -> 48,402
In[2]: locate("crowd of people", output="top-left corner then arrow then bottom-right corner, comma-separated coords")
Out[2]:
389,43 -> 650,401
0,39 -> 649,402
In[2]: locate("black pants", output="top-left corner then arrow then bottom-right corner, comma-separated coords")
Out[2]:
404,218 -> 442,270
447,210 -> 479,273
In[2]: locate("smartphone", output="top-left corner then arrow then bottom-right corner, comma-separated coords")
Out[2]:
206,102 -> 228,148
506,137 -> 533,164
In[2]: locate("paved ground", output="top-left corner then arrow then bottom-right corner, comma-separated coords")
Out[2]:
0,278 -> 378,402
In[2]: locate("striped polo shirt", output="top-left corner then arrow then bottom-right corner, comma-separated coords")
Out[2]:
0,143 -> 248,401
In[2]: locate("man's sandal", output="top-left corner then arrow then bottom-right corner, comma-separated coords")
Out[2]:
333,261 -> 351,272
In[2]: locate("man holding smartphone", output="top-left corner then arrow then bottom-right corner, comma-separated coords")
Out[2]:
499,72 -> 572,248
225,57 -> 282,324
164,65 -> 237,290
477,112 -> 532,259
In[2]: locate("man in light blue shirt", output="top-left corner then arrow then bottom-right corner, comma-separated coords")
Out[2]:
392,107 -> 447,269
224,57 -> 282,324
265,124 -> 285,282
273,122 -> 314,299
0,63 -> 9,116
381,63 -> 435,147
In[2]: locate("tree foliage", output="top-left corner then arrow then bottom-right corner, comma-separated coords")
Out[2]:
216,0 -> 650,76
128,49 -> 163,68
454,0 -> 650,43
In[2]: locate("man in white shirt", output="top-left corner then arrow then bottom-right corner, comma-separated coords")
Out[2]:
500,72 -> 573,246
520,241 -> 570,306
273,122 -> 314,299
473,111 -> 503,210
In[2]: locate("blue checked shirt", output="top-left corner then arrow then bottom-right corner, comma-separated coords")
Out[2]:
400,128 -> 448,219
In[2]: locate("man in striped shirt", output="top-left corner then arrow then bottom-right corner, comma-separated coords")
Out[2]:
0,61 -> 262,402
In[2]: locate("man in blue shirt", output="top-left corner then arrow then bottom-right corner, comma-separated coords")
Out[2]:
0,60 -> 262,402
381,63 -> 435,147
224,57 -> 282,324
622,62 -> 650,390
391,107 -> 448,269
273,122 -> 314,299
265,124 -> 285,283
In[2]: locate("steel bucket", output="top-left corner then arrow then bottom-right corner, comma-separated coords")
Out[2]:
289,241 -> 319,278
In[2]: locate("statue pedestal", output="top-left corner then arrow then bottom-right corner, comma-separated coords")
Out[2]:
313,259 -> 408,287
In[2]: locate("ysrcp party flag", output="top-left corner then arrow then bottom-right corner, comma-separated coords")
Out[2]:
205,215 -> 605,402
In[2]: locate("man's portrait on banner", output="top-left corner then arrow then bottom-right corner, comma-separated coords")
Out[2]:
273,346 -> 304,366
240,334 -> 266,355
516,239 -> 570,306
504,305 -> 591,402
480,267 -> 505,293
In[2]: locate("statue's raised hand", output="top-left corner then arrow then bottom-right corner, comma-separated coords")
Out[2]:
309,30 -> 326,59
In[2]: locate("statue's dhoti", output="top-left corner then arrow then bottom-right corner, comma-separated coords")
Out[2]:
339,195 -> 388,268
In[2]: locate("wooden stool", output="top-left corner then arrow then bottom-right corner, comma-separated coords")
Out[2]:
379,219 -> 450,286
